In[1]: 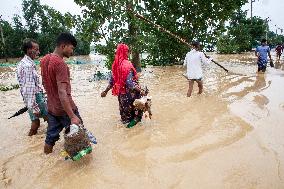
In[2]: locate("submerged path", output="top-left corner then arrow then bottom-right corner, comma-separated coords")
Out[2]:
0,53 -> 284,189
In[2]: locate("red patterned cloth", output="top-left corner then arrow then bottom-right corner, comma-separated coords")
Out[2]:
112,44 -> 138,96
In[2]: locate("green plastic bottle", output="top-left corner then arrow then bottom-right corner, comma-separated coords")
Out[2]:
72,146 -> 92,161
127,119 -> 138,128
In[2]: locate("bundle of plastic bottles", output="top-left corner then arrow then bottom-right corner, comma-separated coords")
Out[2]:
63,124 -> 97,161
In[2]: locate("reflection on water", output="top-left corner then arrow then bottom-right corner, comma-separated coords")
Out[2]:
224,73 -> 271,100
275,60 -> 284,71
1,52 -> 284,188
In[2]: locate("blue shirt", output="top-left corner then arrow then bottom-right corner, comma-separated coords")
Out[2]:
256,45 -> 270,61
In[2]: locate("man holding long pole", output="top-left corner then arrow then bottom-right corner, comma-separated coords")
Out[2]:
183,41 -> 212,97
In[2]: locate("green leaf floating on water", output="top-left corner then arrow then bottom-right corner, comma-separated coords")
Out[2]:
0,84 -> 19,91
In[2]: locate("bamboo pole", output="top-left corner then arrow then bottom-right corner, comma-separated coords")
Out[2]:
127,8 -> 229,72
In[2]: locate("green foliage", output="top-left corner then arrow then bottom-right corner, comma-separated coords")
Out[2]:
75,39 -> 91,55
267,31 -> 284,47
217,9 -> 269,53
95,43 -> 116,70
249,17 -> 268,47
74,0 -> 248,68
0,17 -> 27,58
0,0 -> 90,59
0,84 -> 19,91
216,35 -> 238,54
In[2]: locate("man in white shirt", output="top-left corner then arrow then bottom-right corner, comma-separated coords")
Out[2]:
183,41 -> 212,97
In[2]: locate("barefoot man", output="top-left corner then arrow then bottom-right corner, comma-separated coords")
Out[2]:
183,41 -> 212,97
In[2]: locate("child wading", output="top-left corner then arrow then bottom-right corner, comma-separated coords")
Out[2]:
183,41 -> 212,97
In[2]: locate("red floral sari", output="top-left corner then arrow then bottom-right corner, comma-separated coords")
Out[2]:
111,44 -> 142,124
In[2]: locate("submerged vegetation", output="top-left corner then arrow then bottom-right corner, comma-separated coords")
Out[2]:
0,84 -> 19,91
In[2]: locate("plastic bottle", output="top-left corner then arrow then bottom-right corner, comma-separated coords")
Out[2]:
67,124 -> 79,137
84,129 -> 97,144
127,119 -> 138,128
72,146 -> 92,161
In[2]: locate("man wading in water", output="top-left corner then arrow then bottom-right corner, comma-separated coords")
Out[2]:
275,43 -> 283,61
183,41 -> 212,97
40,33 -> 83,154
16,39 -> 48,136
255,39 -> 273,72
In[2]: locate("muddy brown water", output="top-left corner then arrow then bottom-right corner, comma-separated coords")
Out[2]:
1,52 -> 284,189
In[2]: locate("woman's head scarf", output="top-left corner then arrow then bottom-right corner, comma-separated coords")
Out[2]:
112,43 -> 138,95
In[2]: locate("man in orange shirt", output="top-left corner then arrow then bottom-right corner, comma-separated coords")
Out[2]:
40,33 -> 82,154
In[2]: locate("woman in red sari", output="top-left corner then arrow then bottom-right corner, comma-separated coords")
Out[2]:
101,43 -> 145,127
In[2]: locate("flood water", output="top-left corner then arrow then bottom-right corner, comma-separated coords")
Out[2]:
1,52 -> 284,189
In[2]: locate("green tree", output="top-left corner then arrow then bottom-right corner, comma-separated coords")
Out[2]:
22,0 -> 74,54
0,15 -> 28,59
249,17 -> 267,47
0,0 -> 91,59
216,35 -> 238,54
74,0 -> 144,70
0,19 -> 10,61
74,0 -> 248,69
217,9 -> 267,53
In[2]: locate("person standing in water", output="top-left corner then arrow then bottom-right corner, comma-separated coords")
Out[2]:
101,43 -> 145,128
183,41 -> 212,97
255,39 -> 273,72
40,33 -> 82,154
275,43 -> 283,61
16,39 -> 48,136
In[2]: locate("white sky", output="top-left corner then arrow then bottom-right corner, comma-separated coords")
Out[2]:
243,0 -> 284,34
0,0 -> 284,34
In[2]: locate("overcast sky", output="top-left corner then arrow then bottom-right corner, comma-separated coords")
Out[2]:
1,0 -> 284,34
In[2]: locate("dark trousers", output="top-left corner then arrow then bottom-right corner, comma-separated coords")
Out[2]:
45,109 -> 83,146
118,91 -> 142,124
257,59 -> 267,72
